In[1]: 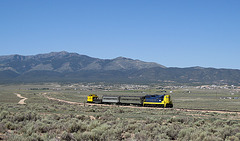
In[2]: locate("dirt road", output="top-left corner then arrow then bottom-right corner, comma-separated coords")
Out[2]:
15,93 -> 28,104
42,93 -> 85,105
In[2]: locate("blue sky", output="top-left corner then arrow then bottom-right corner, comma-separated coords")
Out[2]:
0,0 -> 239,69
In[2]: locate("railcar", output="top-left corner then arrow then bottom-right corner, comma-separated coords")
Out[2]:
87,94 -> 173,108
119,96 -> 144,105
102,95 -> 120,104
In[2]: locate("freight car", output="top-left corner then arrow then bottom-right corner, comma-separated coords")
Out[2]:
87,94 -> 173,108
102,95 -> 120,104
119,96 -> 144,105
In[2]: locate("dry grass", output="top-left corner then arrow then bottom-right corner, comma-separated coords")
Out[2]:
0,84 -> 240,140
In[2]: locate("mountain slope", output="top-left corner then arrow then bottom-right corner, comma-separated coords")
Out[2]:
0,51 -> 165,73
0,51 -> 239,85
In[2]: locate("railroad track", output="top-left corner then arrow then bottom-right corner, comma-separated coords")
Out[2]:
42,93 -> 240,115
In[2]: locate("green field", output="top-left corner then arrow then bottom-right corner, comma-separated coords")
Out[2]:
0,84 -> 240,140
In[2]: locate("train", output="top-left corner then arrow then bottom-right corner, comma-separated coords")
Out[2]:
87,94 -> 173,108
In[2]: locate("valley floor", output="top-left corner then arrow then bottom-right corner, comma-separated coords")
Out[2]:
0,84 -> 240,140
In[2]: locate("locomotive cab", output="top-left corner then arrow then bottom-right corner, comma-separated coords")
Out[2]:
163,95 -> 173,108
87,94 -> 99,103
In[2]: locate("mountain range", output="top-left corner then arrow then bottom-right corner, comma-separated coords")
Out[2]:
0,51 -> 239,85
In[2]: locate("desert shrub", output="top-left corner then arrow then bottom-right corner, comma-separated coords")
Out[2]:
107,124 -> 124,140
7,134 -> 25,141
214,119 -> 225,127
208,127 -> 218,134
99,113 -> 115,121
61,131 -> 75,141
42,118 -> 53,125
232,127 -> 240,136
68,113 -> 76,119
126,122 -> 140,132
196,131 -> 209,141
226,136 -> 240,141
150,125 -> 164,138
116,108 -> 124,113
166,116 -> 188,124
76,115 -> 88,121
74,131 -> 97,141
72,133 -> 81,141
33,121 -> 51,133
192,130 -> 210,141
52,114 -> 61,120
26,133 -> 44,141
166,117 -> 176,123
94,114 -> 102,120
218,126 -> 235,140
235,133 -> 240,139
79,121 -> 88,132
226,120 -> 238,126
145,117 -> 162,124
203,135 -> 223,141
87,120 -> 101,131
104,110 -> 114,118
68,122 -> 80,133
144,123 -> 158,133
12,113 -> 25,122
122,132 -> 131,140
26,112 -> 40,121
0,110 -> 9,120
5,121 -> 16,130
194,119 -> 205,127
173,116 -> 189,124
41,132 -> 57,141
178,127 -> 195,140
86,108 -> 97,112
154,135 -> 170,141
166,128 -> 179,140
24,122 -> 35,136
68,121 -> 88,133
134,130 -> 148,141
155,124 -> 168,134
12,111 -> 39,123
91,123 -> 110,140
0,123 -> 6,133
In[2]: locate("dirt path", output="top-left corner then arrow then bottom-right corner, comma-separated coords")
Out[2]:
175,108 -> 240,115
15,93 -> 28,104
42,93 -> 240,115
42,93 -> 85,105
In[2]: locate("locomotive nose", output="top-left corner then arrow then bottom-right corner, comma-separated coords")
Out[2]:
164,95 -> 171,103
164,95 -> 173,108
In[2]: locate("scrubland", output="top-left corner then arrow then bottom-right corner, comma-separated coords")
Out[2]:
0,84 -> 240,141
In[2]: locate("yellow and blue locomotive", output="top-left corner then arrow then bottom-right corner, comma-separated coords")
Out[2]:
143,94 -> 173,108
87,94 -> 173,108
